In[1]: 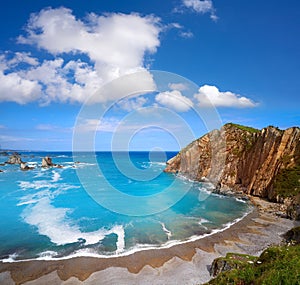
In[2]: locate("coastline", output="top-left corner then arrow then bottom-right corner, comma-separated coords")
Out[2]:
0,197 -> 299,285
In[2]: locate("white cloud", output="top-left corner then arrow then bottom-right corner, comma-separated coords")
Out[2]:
194,85 -> 257,108
155,90 -> 193,112
117,96 -> 148,112
168,82 -> 189,91
8,52 -> 39,67
0,7 -> 161,105
18,8 -> 161,83
179,31 -> 194,38
182,0 -> 217,20
0,68 -> 41,104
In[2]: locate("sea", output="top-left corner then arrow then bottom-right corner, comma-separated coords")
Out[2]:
0,151 -> 250,262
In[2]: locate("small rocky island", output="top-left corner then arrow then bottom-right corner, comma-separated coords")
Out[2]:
165,123 -> 300,220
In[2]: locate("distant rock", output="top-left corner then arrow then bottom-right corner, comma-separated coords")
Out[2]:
6,154 -> 23,164
20,162 -> 34,171
42,156 -> 62,168
0,151 -> 9,156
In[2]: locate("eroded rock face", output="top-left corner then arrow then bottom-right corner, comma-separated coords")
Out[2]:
165,124 -> 300,200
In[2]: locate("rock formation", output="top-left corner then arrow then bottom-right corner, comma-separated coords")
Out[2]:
6,154 -> 23,164
20,162 -> 34,171
165,123 -> 300,218
42,156 -> 62,168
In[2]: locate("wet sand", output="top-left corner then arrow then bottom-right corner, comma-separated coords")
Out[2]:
0,197 -> 299,285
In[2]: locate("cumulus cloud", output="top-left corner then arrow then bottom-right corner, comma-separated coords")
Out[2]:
0,7 -> 161,104
182,0 -> 217,20
18,8 -> 161,82
194,85 -> 257,108
0,68 -> 41,104
155,90 -> 193,112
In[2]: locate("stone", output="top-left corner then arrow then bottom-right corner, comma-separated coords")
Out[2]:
41,156 -> 62,168
20,162 -> 34,171
42,156 -> 53,167
6,154 -> 23,164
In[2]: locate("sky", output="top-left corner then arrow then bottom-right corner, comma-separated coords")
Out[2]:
0,0 -> 299,151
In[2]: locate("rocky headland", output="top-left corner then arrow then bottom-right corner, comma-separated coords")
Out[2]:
165,123 -> 300,219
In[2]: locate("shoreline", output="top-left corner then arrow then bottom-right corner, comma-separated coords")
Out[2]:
1,204 -> 252,263
1,197 -> 299,285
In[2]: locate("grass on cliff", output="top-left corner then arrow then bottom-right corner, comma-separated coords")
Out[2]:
273,164 -> 300,198
207,244 -> 300,285
226,123 -> 260,134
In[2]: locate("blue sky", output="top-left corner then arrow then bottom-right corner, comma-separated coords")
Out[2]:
0,0 -> 299,151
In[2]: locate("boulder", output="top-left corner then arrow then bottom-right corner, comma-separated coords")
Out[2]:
42,156 -> 53,167
6,154 -> 23,164
42,156 -> 62,168
283,226 -> 300,245
20,162 -> 34,171
210,253 -> 256,277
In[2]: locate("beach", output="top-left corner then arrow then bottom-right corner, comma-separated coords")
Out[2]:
0,197 -> 298,285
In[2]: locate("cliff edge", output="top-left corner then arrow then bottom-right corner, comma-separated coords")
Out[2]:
164,123 -> 300,219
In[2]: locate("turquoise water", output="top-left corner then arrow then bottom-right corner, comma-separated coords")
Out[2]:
0,152 -> 249,261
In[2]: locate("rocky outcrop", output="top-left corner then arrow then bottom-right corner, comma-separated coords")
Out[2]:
165,124 -> 300,213
42,156 -> 62,168
6,154 -> 23,164
20,162 -> 34,171
209,253 -> 256,277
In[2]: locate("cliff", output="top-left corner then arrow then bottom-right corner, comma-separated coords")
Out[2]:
164,123 -> 300,217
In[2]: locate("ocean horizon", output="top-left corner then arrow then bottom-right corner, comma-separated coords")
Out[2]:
0,151 -> 250,262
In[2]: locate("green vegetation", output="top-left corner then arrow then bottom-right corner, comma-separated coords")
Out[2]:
273,165 -> 300,198
226,123 -> 260,134
207,244 -> 300,285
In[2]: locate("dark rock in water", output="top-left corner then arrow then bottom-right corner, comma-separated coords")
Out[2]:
20,162 -> 34,171
283,226 -> 300,245
0,151 -> 9,156
42,156 -> 62,168
0,169 -> 3,173
6,154 -> 23,164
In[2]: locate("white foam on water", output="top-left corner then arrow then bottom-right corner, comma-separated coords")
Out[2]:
37,250 -> 58,260
21,197 -> 125,251
199,218 -> 210,225
159,222 -> 172,240
2,253 -> 18,263
51,171 -> 61,182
